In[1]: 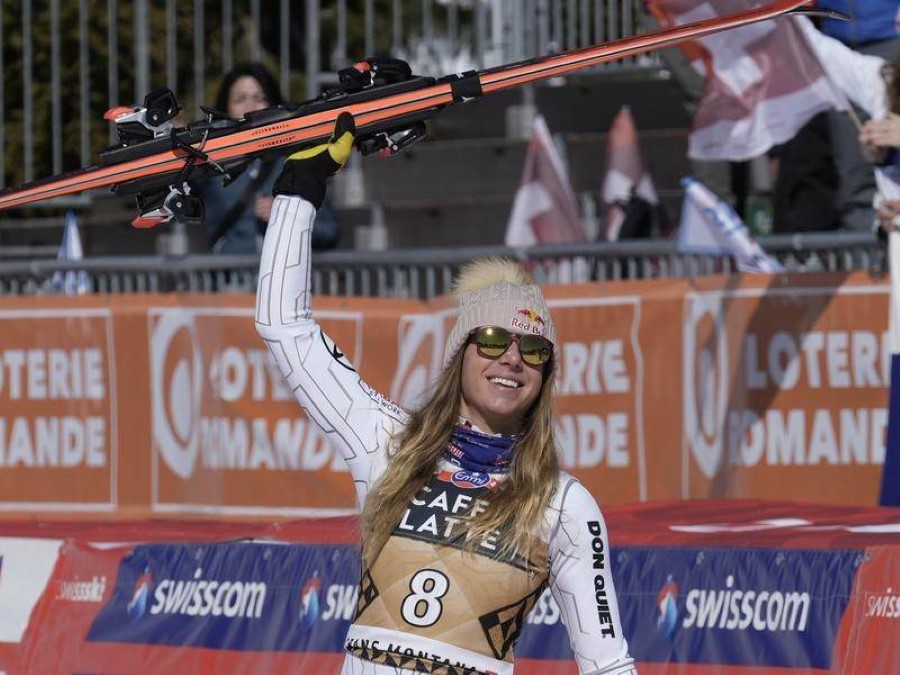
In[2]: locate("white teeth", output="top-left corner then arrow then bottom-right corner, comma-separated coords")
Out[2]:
489,377 -> 521,388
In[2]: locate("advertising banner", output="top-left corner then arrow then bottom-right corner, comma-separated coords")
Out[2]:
550,292 -> 647,501
7,500 -> 899,674
86,541 -> 358,653
22,539 -> 124,675
832,545 -> 900,673
148,306 -> 364,516
0,309 -> 118,512
681,278 -> 888,502
614,547 -> 859,670
0,537 -> 62,672
0,272 -> 891,519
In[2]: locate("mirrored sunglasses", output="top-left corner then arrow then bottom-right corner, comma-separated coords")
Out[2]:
468,326 -> 553,367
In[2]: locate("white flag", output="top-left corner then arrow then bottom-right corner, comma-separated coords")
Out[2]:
54,210 -> 90,295
505,115 -> 586,247
875,165 -> 900,204
647,1 -> 886,161
677,177 -> 782,273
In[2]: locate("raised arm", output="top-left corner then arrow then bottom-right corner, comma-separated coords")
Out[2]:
548,476 -> 637,675
255,114 -> 405,506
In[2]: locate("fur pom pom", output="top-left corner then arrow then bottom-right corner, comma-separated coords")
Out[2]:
451,257 -> 533,298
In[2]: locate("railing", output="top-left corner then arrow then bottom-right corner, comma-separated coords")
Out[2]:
0,0 -> 651,194
0,232 -> 885,299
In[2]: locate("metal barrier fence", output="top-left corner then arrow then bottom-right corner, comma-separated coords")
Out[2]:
0,232 -> 885,299
0,0 -> 651,193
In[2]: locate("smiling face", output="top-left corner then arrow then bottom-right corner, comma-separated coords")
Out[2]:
458,334 -> 545,436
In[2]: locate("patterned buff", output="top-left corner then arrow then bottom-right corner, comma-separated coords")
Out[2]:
445,424 -> 518,474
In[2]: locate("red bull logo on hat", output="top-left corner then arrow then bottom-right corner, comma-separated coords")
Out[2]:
511,308 -> 546,335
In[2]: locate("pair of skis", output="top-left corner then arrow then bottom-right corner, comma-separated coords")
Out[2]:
0,1 -> 833,227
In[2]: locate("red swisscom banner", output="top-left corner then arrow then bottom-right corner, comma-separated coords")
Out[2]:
0,272 -> 889,518
1,502 -> 899,674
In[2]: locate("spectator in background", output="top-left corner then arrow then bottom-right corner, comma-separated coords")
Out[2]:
816,0 -> 900,230
201,62 -> 340,253
768,12 -> 889,233
768,112 -> 841,233
860,62 -> 900,232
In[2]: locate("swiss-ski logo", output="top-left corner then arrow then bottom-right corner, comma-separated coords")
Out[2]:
657,574 -> 679,638
127,565 -> 154,620
299,570 -> 322,626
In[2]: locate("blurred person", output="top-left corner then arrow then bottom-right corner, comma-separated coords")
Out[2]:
201,62 -> 340,253
860,64 -> 900,232
816,0 -> 900,230
255,113 -> 636,675
768,112 -> 841,233
767,14 -> 890,232
645,1 -> 894,231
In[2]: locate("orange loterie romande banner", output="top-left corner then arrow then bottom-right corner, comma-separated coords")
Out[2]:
0,271 -> 889,518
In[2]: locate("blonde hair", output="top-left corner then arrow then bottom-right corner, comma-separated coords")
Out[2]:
360,258 -> 560,569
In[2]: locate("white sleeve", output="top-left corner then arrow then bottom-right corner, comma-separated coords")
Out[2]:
796,15 -> 888,119
548,477 -> 636,675
255,195 -> 406,507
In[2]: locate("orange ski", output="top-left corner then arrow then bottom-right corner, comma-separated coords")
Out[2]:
0,1 -> 829,226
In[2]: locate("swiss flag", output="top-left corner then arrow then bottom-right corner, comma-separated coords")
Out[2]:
505,115 -> 586,247
600,106 -> 662,241
646,1 -> 884,161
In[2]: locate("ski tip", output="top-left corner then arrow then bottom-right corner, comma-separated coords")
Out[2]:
104,105 -> 137,121
789,7 -> 849,21
131,214 -> 167,229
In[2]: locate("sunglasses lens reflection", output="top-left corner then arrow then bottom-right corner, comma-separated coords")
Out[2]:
475,327 -> 511,357
519,335 -> 552,365
473,327 -> 551,366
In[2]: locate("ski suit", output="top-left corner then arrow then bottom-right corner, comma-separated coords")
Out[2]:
255,195 -> 637,675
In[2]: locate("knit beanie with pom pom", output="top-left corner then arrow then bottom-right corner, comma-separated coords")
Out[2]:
442,257 -> 556,366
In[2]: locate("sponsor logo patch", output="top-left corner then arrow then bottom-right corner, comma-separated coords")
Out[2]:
864,589 -> 900,619
682,574 -> 810,632
437,469 -> 496,490
510,308 -> 546,335
56,575 -> 107,603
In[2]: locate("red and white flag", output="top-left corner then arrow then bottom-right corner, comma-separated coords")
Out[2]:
601,105 -> 661,241
505,115 -> 586,247
647,1 -> 886,161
